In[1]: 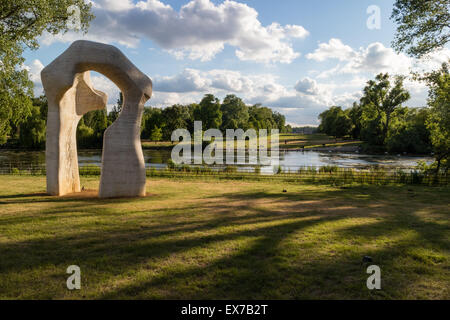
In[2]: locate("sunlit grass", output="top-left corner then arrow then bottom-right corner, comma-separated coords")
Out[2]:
0,175 -> 448,299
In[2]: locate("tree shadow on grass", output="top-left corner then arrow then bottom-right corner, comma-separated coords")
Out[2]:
98,199 -> 448,299
0,185 -> 448,299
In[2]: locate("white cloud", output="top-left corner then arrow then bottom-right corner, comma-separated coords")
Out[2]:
41,0 -> 309,63
90,74 -> 120,105
308,39 -> 412,76
153,68 -> 282,100
22,59 -> 45,96
148,67 -> 369,125
155,69 -> 210,92
27,59 -> 44,84
306,38 -> 355,62
294,77 -> 320,96
305,39 -> 450,112
412,48 -> 450,73
24,61 -> 364,125
93,0 -> 134,11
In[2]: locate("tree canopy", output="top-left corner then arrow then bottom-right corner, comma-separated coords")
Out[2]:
391,0 -> 450,57
0,0 -> 93,144
421,62 -> 450,171
360,73 -> 410,145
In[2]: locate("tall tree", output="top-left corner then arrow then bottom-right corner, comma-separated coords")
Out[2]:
248,104 -> 276,131
18,96 -> 48,148
161,104 -> 191,140
385,107 -> 431,154
220,94 -> 249,130
0,0 -> 93,144
346,102 -> 363,139
360,73 -> 410,145
272,111 -> 286,133
318,106 -> 351,138
0,40 -> 34,144
421,62 -> 449,172
195,94 -> 222,130
391,0 -> 450,57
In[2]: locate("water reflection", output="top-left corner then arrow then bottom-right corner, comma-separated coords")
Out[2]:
0,149 -> 434,172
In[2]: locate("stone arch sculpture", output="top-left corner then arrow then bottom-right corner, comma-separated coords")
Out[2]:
41,40 -> 152,198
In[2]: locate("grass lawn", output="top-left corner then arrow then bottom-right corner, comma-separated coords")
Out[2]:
0,175 -> 448,299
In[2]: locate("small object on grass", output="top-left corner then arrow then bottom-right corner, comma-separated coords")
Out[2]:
81,186 -> 85,191
362,256 -> 373,263
283,189 -> 287,193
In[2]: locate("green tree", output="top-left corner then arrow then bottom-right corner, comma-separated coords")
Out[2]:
76,122 -> 94,148
391,0 -> 450,57
360,73 -> 410,145
346,102 -> 363,139
141,107 -> 162,139
220,94 -> 249,130
0,41 -> 33,144
248,104 -> 276,131
149,125 -> 162,142
421,62 -> 449,171
195,94 -> 222,130
18,96 -> 48,148
77,108 -> 108,148
161,104 -> 191,140
0,1 -> 93,144
272,111 -> 287,132
318,106 -> 351,138
386,107 -> 431,154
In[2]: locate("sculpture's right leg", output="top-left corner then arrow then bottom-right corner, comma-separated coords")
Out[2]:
99,93 -> 146,198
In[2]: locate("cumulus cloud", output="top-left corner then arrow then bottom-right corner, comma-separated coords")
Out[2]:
306,38 -> 355,62
149,67 -> 368,125
24,60 -> 364,125
307,39 -> 412,77
90,74 -> 121,106
25,59 -> 44,84
155,69 -> 210,92
305,38 -> 450,112
412,48 -> 450,72
22,59 -> 45,96
41,0 -> 309,63
153,69 -> 281,99
308,39 -> 449,79
294,77 -> 321,96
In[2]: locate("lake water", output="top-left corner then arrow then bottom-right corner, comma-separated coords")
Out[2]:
0,149 -> 434,173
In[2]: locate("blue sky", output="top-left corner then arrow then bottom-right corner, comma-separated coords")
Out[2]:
23,0 -> 449,125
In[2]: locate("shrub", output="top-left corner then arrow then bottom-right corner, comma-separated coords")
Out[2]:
224,166 -> 237,173
276,165 -> 283,174
167,159 -> 176,170
319,165 -> 338,173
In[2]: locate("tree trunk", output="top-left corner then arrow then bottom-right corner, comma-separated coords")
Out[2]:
383,113 -> 390,144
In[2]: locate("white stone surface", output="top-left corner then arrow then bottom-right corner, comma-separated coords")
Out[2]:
41,40 -> 152,197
